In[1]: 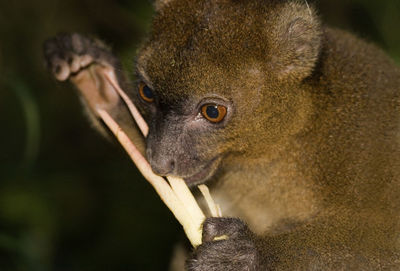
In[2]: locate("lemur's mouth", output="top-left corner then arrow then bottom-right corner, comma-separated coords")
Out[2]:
183,156 -> 222,187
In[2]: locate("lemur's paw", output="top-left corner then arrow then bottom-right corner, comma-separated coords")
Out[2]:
43,33 -> 117,81
186,218 -> 263,271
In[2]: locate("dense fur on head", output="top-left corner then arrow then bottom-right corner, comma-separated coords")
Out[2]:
136,0 -> 323,182
44,0 -> 400,269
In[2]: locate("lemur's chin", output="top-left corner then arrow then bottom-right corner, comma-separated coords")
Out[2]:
183,156 -> 222,187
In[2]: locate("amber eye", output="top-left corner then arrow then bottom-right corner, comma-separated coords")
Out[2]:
201,104 -> 227,123
139,82 -> 154,103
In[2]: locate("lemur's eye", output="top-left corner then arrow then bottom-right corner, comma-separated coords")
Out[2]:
201,104 -> 227,123
139,82 -> 154,103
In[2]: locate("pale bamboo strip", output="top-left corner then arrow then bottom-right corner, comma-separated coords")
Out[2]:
168,176 -> 206,230
216,205 -> 223,217
103,69 -> 149,136
97,108 -> 202,246
198,184 -> 220,217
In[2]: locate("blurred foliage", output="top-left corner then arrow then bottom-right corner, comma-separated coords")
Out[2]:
0,0 -> 399,270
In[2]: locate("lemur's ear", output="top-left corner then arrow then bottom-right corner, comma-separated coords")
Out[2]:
269,2 -> 322,81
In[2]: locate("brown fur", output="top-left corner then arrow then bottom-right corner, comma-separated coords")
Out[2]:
135,0 -> 400,269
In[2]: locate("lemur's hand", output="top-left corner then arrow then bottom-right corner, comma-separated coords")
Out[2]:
43,33 -> 124,113
43,33 -> 145,150
186,218 -> 264,271
43,33 -> 118,81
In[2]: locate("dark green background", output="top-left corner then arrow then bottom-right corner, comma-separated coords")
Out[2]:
1,0 -> 399,270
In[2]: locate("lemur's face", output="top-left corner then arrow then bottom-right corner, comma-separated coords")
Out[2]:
134,0 -> 320,185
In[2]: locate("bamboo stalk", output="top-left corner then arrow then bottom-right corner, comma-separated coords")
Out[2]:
168,176 -> 206,232
198,184 -> 220,217
103,70 -> 149,136
97,108 -> 203,246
